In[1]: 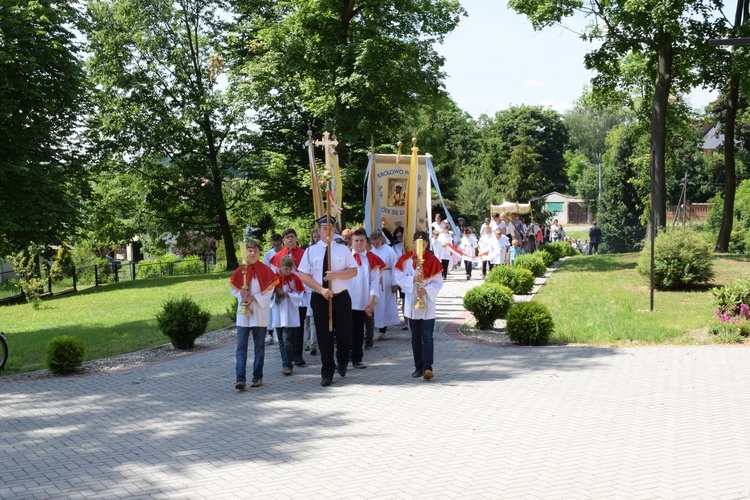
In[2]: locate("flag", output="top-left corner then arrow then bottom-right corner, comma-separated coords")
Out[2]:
403,143 -> 419,252
306,139 -> 325,219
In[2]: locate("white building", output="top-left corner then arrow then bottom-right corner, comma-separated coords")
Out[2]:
541,191 -> 589,225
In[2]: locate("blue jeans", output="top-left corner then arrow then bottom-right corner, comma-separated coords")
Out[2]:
409,318 -> 435,371
276,327 -> 295,368
236,326 -> 265,382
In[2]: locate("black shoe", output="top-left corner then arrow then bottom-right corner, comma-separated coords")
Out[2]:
310,348 -> 317,355
337,365 -> 347,377
411,370 -> 423,378
379,327 -> 387,333
466,275 -> 470,280
353,361 -> 367,369
321,377 -> 332,387
235,380 -> 246,390
364,341 -> 373,350
294,359 -> 307,367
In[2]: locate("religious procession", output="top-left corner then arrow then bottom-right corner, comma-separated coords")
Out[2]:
228,132 -> 567,390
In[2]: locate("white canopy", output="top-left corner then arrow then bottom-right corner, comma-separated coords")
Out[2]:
490,201 -> 533,215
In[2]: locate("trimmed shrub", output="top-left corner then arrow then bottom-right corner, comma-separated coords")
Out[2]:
46,336 -> 85,375
156,296 -> 211,349
535,249 -> 555,267
513,254 -> 547,277
486,265 -> 535,294
463,284 -> 513,330
636,227 -> 714,290
505,302 -> 555,346
226,296 -> 238,322
546,241 -> 575,259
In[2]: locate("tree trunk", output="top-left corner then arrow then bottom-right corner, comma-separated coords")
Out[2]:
715,0 -> 745,253
649,42 -> 672,230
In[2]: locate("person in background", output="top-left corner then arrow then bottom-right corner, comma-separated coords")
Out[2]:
369,229 -> 401,340
430,213 -> 443,233
436,222 -> 453,279
230,239 -> 278,390
303,227 -> 320,355
262,233 -> 284,345
348,228 -> 384,369
459,227 -> 477,280
478,224 -> 494,278
394,231 -> 444,381
509,238 -> 522,266
589,220 -> 602,255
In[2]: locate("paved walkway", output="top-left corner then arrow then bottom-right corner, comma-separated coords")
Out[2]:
3,270 -> 750,499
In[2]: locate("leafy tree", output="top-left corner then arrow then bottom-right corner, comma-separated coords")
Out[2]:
564,96 -> 627,164
598,123 -> 648,253
476,105 -> 569,194
509,0 -> 721,230
456,171 -> 494,225
86,0 -> 252,270
0,0 -> 88,255
502,138 -> 546,204
227,0 -> 465,223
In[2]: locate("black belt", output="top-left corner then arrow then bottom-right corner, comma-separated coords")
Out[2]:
315,290 -> 348,297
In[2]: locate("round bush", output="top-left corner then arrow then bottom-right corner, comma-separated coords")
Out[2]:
535,249 -> 555,267
486,265 -> 535,294
46,335 -> 85,375
463,284 -> 513,330
636,227 -> 714,290
156,296 -> 211,349
505,302 -> 555,346
544,242 -> 573,260
513,254 -> 547,277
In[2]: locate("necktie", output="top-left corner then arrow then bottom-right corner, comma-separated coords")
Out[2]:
354,253 -> 362,265
322,246 -> 329,289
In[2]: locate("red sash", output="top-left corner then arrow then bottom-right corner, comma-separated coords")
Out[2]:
269,246 -> 305,269
395,251 -> 442,280
353,250 -> 386,271
275,272 -> 305,293
230,261 -> 278,293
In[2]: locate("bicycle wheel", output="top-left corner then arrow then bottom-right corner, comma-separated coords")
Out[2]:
0,333 -> 7,370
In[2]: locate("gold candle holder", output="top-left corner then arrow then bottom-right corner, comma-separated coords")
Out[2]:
413,238 -> 427,311
238,243 -> 253,316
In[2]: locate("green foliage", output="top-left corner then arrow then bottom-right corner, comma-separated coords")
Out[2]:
9,247 -> 45,309
711,279 -> 750,316
505,302 -> 554,346
226,296 -> 238,323
86,0 -> 244,270
597,123 -> 648,253
463,284 -> 513,330
502,137 -> 545,203
50,245 -> 74,282
544,241 -> 577,260
535,249 -> 555,267
708,322 -> 749,343
457,173 -> 495,226
0,0 -> 88,256
46,336 -> 85,375
637,228 -> 714,290
513,253 -> 547,277
486,265 -> 535,294
156,296 -> 211,350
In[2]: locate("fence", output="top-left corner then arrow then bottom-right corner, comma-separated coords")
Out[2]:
0,257 -> 226,304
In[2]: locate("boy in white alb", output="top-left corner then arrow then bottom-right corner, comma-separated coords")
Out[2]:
271,255 -> 305,376
230,239 -> 278,390
348,228 -> 385,368
394,231 -> 444,380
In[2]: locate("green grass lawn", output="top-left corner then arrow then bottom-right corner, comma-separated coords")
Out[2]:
0,272 -> 235,376
535,253 -> 750,346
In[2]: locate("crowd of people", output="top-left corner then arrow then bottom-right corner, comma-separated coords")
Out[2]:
229,216 -> 443,389
228,212 -> 603,390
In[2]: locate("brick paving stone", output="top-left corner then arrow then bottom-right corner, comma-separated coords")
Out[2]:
3,267 -> 750,498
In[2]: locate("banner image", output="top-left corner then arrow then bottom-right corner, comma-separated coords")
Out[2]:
371,153 -> 430,234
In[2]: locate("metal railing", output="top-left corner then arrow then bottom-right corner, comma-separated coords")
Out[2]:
0,256 -> 225,304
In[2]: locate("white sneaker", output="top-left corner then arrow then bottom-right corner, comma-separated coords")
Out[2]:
265,334 -> 273,345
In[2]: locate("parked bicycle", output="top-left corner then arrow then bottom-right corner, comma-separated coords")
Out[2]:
0,332 -> 7,370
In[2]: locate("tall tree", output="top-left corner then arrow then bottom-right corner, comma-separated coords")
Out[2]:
0,0 -> 88,255
477,105 -> 568,194
86,0 -> 252,269
228,0 -> 465,221
509,0 -> 720,230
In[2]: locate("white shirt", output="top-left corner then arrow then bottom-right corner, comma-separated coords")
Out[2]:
263,247 -> 280,265
479,232 -> 494,261
231,270 -> 274,328
459,235 -> 477,262
489,235 -> 510,265
298,240 -> 357,294
348,250 -> 381,311
436,232 -> 452,260
271,279 -> 304,328
394,255 -> 443,320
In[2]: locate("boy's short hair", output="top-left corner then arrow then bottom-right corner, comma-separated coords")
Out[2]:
352,228 -> 367,238
370,229 -> 385,241
279,255 -> 294,268
282,228 -> 297,238
270,233 -> 283,243
246,239 -> 261,250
